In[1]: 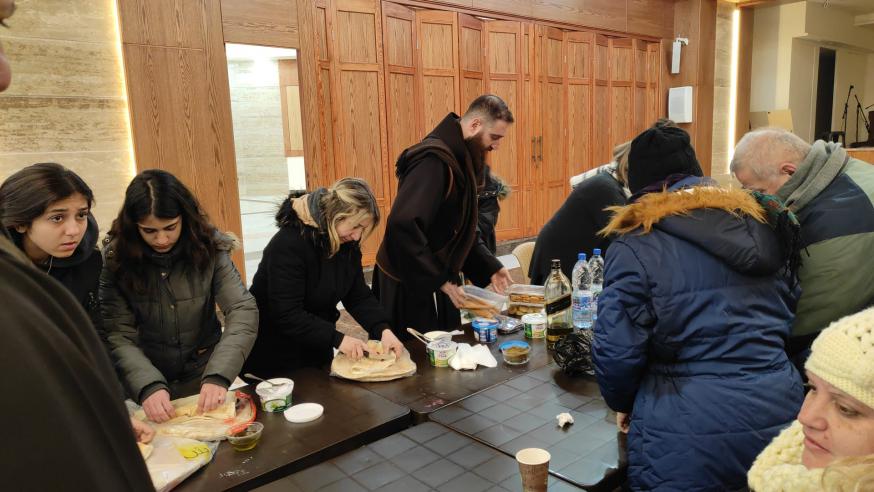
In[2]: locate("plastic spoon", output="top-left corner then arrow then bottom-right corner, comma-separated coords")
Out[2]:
406,327 -> 431,345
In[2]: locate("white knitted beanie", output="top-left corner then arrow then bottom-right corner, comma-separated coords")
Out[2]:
805,306 -> 874,409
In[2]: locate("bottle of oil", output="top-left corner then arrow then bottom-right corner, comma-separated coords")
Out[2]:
545,259 -> 572,348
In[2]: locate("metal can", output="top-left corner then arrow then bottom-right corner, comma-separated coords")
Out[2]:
471,317 -> 499,344
522,313 -> 547,339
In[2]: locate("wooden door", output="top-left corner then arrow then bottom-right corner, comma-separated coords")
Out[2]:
522,23 -> 538,238
609,38 -> 634,149
458,14 -> 485,109
633,39 -> 649,135
416,10 -> 460,132
592,35 -> 611,165
537,26 -> 568,230
382,2 -> 419,202
308,0 -> 336,188
323,0 -> 391,264
482,19 -> 525,241
646,42 -> 661,125
566,32 -> 593,177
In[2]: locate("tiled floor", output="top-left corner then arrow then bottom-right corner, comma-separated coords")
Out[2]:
254,422 -> 580,492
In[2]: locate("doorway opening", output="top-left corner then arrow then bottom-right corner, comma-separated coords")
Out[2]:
814,47 -> 836,142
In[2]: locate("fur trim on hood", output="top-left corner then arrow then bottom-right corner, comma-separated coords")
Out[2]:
601,186 -> 766,236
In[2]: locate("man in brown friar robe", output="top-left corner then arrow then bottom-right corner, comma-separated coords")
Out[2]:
373,94 -> 515,333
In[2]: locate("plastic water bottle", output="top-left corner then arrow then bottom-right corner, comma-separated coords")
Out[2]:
572,253 -> 593,330
590,248 -> 605,322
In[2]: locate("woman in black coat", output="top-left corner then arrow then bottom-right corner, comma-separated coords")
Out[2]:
244,178 -> 406,376
0,162 -> 103,331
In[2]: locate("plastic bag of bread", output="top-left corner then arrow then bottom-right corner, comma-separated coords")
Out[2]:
331,340 -> 417,382
132,390 -> 256,441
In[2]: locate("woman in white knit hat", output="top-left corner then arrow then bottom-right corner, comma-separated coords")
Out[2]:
748,306 -> 874,491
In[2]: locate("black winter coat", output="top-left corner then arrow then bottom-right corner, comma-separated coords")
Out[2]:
529,172 -> 626,284
244,215 -> 391,375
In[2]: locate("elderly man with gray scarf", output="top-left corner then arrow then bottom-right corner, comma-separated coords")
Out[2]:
731,128 -> 874,365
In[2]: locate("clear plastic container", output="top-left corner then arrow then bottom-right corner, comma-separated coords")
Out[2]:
462,285 -> 507,312
508,301 -> 546,317
508,284 -> 546,305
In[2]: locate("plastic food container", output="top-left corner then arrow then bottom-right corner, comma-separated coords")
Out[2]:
508,302 -> 546,317
472,317 -> 499,343
423,330 -> 452,342
427,340 -> 457,367
500,340 -> 531,365
227,422 -> 264,451
462,285 -> 508,312
255,378 -> 294,412
521,313 -> 547,339
508,284 -> 546,304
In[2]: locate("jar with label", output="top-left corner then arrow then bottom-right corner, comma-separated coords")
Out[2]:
521,312 -> 547,339
471,317 -> 498,344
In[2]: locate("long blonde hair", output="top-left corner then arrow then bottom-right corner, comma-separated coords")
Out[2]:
821,455 -> 874,491
321,177 -> 379,257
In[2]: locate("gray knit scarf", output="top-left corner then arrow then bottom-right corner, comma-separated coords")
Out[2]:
777,140 -> 849,212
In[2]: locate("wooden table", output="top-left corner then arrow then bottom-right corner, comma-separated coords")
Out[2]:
847,147 -> 874,164
430,365 -> 626,491
357,325 -> 553,420
260,422 -> 583,491
176,368 -> 410,492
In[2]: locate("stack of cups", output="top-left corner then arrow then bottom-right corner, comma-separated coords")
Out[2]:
515,448 -> 550,492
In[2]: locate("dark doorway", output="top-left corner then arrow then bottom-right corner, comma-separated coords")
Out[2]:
814,48 -> 836,141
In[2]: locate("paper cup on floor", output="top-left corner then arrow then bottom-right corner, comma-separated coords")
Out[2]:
516,448 -> 550,492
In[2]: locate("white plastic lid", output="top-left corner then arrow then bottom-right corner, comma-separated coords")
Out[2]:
283,403 -> 324,423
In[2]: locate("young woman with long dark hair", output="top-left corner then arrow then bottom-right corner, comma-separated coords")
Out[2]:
0,162 -> 103,330
100,169 -> 258,423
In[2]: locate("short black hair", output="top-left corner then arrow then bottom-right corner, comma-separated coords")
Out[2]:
463,94 -> 514,124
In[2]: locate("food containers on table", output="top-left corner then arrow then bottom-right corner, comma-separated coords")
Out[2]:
461,285 -> 507,316
427,340 -> 457,367
227,422 -> 264,451
521,313 -> 547,339
255,378 -> 294,412
508,284 -> 545,317
500,340 -> 531,365
471,317 -> 499,344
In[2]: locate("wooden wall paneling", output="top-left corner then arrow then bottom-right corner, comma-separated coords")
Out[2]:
537,26 -> 568,230
458,14 -> 486,110
325,0 -> 391,264
473,0 -> 533,18
633,39 -> 648,134
627,0 -> 673,39
118,0 -> 205,48
566,31 -> 593,177
416,10 -> 461,131
483,20 -> 525,241
646,42 -> 661,124
592,34 -> 611,165
279,59 -> 305,157
382,2 -> 420,202
523,22 -> 540,238
295,0 -> 328,190
609,37 -> 634,150
528,0 -> 626,33
316,0 -> 339,187
220,0 -> 299,48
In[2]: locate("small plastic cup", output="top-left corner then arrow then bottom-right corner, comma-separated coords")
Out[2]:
227,422 -> 264,451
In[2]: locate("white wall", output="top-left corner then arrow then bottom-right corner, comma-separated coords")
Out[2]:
832,49 -> 870,144
750,2 -> 807,113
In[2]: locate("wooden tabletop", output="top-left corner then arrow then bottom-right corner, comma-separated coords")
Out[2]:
175,367 -> 410,492
430,365 -> 626,491
356,324 -> 553,419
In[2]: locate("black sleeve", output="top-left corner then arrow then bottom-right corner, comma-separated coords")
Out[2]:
381,156 -> 453,293
263,233 -> 345,351
462,236 -> 503,287
342,249 -> 391,340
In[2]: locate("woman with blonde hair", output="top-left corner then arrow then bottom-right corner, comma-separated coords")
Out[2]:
243,177 -> 405,375
748,306 -> 874,491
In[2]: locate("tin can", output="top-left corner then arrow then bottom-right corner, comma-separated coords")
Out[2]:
472,317 -> 499,344
521,313 -> 547,339
427,340 -> 457,367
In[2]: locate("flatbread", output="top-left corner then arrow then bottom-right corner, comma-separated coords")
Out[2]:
134,391 -> 235,424
132,391 -> 256,441
137,442 -> 153,460
331,341 -> 416,382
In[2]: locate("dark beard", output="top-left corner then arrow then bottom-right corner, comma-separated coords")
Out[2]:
464,135 -> 488,190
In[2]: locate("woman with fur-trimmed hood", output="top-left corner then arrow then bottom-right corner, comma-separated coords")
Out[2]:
592,126 -> 803,491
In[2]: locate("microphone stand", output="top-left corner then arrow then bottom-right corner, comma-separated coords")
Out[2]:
840,85 -> 852,146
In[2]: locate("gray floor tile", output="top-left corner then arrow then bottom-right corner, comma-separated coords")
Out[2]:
368,433 -> 418,459
485,486 -> 512,492
379,476 -> 432,492
404,422 -> 449,443
574,399 -> 609,417
351,461 -> 406,490
479,384 -> 521,402
436,471 -> 494,492
318,478 -> 368,492
504,393 -> 542,411
452,413 -> 498,435
458,394 -> 498,412
500,434 -> 551,455
416,458 -> 465,487
529,421 -> 576,445
499,473 -> 523,491
504,375 -> 541,392
291,461 -> 347,491
432,405 -> 473,424
332,447 -> 383,475
423,429 -> 470,455
557,457 -> 615,487
389,444 -> 441,472
525,383 -> 567,401
480,403 -> 523,423
252,475 -> 303,492
502,412 -> 544,434
525,401 -> 574,421
446,442 -> 496,468
474,455 -> 519,483
474,424 -> 523,447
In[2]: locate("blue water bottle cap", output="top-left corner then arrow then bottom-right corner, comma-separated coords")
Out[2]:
578,253 -> 587,261
593,248 -> 601,256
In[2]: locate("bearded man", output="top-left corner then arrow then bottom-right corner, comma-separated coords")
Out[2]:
374,94 -> 514,333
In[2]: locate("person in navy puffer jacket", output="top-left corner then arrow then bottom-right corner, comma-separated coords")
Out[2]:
593,126 -> 804,491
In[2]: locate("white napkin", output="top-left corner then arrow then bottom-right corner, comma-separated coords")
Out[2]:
449,343 -> 498,370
